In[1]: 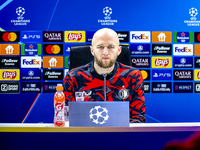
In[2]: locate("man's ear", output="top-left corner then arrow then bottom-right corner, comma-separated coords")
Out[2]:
90,46 -> 94,56
118,46 -> 122,56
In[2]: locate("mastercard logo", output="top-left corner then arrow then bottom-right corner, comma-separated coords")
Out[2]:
43,44 -> 63,55
0,32 -> 19,42
46,45 -> 60,54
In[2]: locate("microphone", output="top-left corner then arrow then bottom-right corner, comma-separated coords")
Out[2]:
102,73 -> 107,101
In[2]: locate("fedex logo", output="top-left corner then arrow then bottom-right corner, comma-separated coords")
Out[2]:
130,31 -> 150,43
173,44 -> 193,56
21,57 -> 41,68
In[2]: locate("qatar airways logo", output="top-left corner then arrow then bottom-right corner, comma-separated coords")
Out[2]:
2,71 -> 17,79
68,33 -> 82,41
155,58 -> 169,67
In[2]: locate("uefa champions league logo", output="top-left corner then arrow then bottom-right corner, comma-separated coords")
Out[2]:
98,6 -> 117,25
103,7 -> 112,19
184,7 -> 200,26
11,6 -> 30,25
89,106 -> 109,124
16,7 -> 25,17
189,7 -> 198,20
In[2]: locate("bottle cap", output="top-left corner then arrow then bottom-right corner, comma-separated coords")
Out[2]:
56,84 -> 63,91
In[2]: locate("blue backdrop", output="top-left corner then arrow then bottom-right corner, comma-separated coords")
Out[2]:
0,0 -> 200,123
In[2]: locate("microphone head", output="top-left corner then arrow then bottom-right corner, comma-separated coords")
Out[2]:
103,73 -> 107,77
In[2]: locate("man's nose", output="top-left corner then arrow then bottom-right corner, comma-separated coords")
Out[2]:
103,47 -> 108,55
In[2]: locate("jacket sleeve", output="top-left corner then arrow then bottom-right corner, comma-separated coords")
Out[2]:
130,70 -> 146,123
63,73 -> 76,106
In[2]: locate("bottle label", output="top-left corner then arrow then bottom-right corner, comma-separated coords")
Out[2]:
55,102 -> 64,121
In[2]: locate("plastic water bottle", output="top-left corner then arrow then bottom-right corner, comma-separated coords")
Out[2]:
54,84 -> 65,127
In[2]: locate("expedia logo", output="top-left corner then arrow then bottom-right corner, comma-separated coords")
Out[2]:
43,44 -> 63,55
0,32 -> 19,42
43,31 -> 63,42
152,57 -> 172,68
65,31 -> 85,43
43,69 -> 63,80
0,69 -> 20,81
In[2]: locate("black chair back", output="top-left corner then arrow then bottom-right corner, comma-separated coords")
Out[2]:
69,45 -> 131,70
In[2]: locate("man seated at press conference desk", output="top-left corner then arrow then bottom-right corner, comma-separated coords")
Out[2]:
63,28 -> 145,123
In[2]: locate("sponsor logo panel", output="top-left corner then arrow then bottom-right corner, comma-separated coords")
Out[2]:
194,69 -> 200,81
86,31 -> 95,42
130,44 -> 150,55
116,31 -> 129,43
173,82 -> 193,93
43,82 -> 62,93
21,44 -> 41,55
152,57 -> 172,68
65,56 -> 70,68
152,82 -> 172,93
43,31 -> 63,42
173,57 -> 193,68
43,69 -> 63,80
140,70 -> 150,80
0,69 -> 20,81
0,44 -> 20,55
152,32 -> 172,43
43,56 -> 63,68
194,44 -> 200,55
21,82 -> 41,93
144,82 -> 150,93
173,70 -> 193,80
65,31 -> 85,43
130,31 -> 150,43
64,69 -> 69,76
195,82 -> 200,93
0,57 -> 20,68
20,69 -> 41,80
195,57 -> 200,68
152,70 -> 172,80
131,57 -> 150,68
21,56 -> 41,68
152,44 -> 172,55
173,44 -> 193,56
43,44 -> 63,55
20,31 -> 42,43
0,82 -> 20,94
0,31 -> 20,42
194,32 -> 200,43
173,32 -> 193,43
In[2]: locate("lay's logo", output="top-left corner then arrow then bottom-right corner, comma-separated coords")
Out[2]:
65,31 -> 85,42
155,58 -> 169,67
0,69 -> 20,81
152,57 -> 172,68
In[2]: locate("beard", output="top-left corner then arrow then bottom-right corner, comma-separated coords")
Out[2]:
94,53 -> 117,68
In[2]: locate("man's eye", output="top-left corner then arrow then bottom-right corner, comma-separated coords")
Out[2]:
109,46 -> 114,48
98,46 -> 103,49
